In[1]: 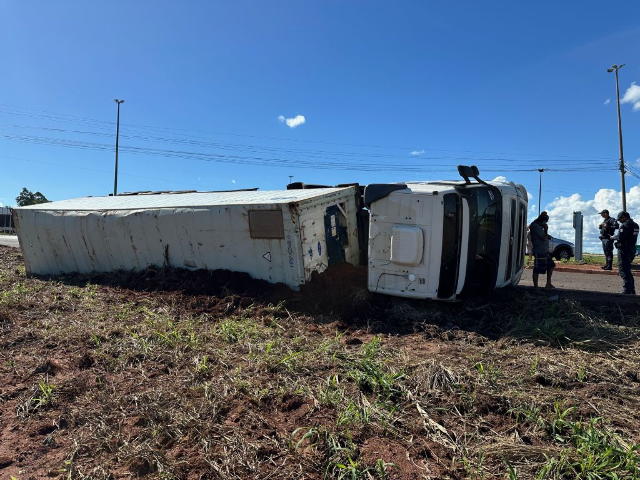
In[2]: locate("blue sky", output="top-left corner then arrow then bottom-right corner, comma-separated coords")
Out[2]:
2,1 -> 640,250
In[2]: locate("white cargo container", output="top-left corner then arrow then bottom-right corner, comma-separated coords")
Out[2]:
13,188 -> 361,289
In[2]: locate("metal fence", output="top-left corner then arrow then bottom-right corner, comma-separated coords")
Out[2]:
0,207 -> 15,234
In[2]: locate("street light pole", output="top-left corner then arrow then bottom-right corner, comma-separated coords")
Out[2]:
113,99 -> 125,196
607,64 -> 626,211
538,168 -> 545,216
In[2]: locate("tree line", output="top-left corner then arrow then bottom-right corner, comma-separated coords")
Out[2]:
15,188 -> 49,207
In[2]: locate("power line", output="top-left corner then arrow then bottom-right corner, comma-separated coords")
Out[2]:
0,102 -> 619,162
0,118 -> 618,173
0,121 -> 617,166
625,163 -> 640,180
0,132 -> 618,174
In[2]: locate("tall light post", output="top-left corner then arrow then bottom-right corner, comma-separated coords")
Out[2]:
607,64 -> 626,211
537,168 -> 545,216
113,98 -> 125,196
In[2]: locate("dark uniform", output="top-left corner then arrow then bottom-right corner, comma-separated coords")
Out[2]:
613,212 -> 639,294
598,212 -> 618,270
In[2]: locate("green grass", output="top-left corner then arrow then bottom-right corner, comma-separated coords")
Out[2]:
349,336 -> 405,401
218,316 -> 258,343
541,416 -> 640,479
507,401 -> 640,479
290,426 -> 392,480
0,281 -> 30,305
16,377 -> 57,418
560,254 -> 606,266
526,254 -> 606,265
473,361 -> 502,387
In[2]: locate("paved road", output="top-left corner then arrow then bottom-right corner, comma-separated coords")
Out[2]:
519,270 -> 626,294
0,235 -> 19,248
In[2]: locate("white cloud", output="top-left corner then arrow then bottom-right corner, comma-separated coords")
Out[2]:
604,98 -> 611,105
543,185 -> 640,253
232,179 -> 236,184
526,190 -> 535,204
0,202 -> 3,207
278,114 -> 306,128
621,82 -> 640,111
635,157 -> 640,167
411,150 -> 425,156
492,176 -> 508,183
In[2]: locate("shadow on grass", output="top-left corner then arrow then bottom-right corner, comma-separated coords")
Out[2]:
37,264 -> 640,353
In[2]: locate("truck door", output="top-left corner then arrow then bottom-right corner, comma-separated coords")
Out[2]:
324,206 -> 346,265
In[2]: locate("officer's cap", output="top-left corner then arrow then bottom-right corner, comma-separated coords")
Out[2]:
616,211 -> 629,220
599,209 -> 609,215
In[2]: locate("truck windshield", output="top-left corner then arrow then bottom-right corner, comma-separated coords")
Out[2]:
460,186 -> 502,296
437,193 -> 461,299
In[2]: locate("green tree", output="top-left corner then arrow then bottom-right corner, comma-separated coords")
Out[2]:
16,188 -> 50,206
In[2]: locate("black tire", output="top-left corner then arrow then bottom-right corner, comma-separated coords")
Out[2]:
554,247 -> 572,261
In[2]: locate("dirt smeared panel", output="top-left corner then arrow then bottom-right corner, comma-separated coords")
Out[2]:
1,244 -> 640,479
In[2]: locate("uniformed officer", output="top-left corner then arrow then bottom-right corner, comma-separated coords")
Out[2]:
610,211 -> 639,295
598,209 -> 618,270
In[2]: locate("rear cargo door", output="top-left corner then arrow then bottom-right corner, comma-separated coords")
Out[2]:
324,205 -> 346,265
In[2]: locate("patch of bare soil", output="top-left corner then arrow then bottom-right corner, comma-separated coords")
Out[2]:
1,244 -> 640,479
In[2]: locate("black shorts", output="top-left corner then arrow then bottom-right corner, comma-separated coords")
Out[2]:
533,253 -> 555,274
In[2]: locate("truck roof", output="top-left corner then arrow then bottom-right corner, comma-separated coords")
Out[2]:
399,179 -> 514,193
15,187 -> 355,212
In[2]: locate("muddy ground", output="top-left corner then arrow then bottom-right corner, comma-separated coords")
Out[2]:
1,244 -> 639,479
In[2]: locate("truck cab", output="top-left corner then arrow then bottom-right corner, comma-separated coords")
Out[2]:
366,166 -> 528,300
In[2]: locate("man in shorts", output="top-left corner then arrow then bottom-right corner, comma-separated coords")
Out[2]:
529,211 -> 555,289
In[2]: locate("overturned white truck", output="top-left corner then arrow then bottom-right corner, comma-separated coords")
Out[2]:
13,166 -> 527,299
361,166 -> 528,300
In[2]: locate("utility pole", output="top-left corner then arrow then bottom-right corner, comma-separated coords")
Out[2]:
288,175 -> 293,185
537,168 -> 545,216
607,64 -> 626,211
113,99 -> 125,196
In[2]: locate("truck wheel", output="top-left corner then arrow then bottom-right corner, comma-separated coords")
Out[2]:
554,247 -> 571,261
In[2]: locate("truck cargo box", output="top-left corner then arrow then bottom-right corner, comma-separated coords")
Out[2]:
13,188 -> 360,290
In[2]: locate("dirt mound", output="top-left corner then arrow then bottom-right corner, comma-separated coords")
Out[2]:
297,263 -> 373,317
46,265 -> 295,300
49,261 -> 380,320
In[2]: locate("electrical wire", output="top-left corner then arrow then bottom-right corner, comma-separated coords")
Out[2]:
0,121 -> 616,170
0,103 -> 618,162
0,132 -> 618,174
